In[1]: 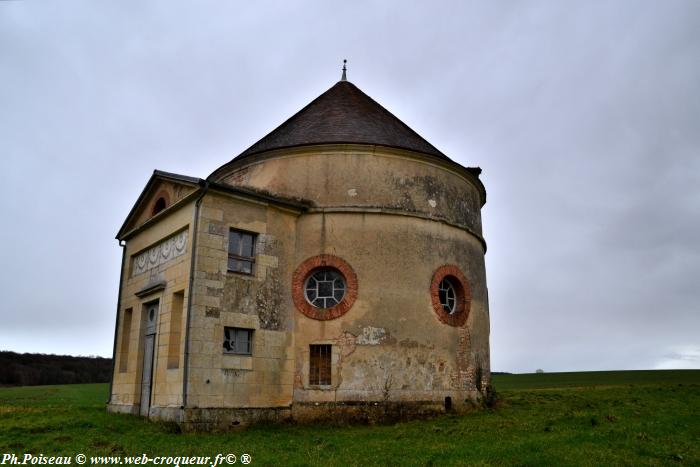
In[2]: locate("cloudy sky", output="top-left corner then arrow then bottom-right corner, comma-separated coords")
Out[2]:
1,1 -> 698,373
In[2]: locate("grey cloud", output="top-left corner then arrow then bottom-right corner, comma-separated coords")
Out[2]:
1,1 -> 698,371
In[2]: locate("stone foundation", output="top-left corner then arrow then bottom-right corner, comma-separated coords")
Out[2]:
106,403 -> 140,416
109,395 -> 486,432
181,407 -> 292,431
292,400 -> 449,425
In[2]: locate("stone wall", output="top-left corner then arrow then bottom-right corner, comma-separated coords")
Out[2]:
290,212 -> 489,406
218,145 -> 485,238
109,146 -> 491,426
109,198 -> 195,414
184,191 -> 300,410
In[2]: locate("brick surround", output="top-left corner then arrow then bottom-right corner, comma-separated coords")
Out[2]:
430,265 -> 471,327
292,254 -> 358,320
151,189 -> 171,215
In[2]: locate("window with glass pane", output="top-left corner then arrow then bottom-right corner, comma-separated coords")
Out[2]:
438,278 -> 457,314
223,327 -> 253,355
228,230 -> 256,274
304,269 -> 346,308
309,344 -> 332,385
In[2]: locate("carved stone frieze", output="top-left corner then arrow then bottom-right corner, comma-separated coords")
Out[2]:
132,230 -> 188,276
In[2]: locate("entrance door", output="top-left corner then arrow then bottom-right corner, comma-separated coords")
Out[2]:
140,302 -> 158,417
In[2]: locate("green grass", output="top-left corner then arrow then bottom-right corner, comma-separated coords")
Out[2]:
492,369 -> 700,390
1,371 -> 699,466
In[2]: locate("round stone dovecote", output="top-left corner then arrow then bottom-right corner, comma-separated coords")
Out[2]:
109,77 -> 491,429
208,80 -> 491,419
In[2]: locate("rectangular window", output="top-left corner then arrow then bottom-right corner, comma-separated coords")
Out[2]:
167,291 -> 184,369
228,230 -> 256,274
223,327 -> 253,355
118,308 -> 133,373
309,344 -> 332,385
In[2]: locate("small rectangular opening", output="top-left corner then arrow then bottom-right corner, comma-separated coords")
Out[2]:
118,308 -> 133,373
223,327 -> 253,355
309,344 -> 332,385
228,229 -> 257,275
444,396 -> 453,411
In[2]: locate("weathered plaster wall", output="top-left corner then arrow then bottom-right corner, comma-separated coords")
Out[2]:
218,146 -> 485,237
215,147 -> 490,412
291,212 -> 490,409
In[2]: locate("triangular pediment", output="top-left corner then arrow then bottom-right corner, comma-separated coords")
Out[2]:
117,171 -> 201,240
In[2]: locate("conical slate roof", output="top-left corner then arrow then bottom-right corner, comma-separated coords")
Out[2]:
234,80 -> 449,161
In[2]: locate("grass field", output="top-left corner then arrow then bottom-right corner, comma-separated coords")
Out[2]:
492,369 -> 700,390
0,370 -> 698,466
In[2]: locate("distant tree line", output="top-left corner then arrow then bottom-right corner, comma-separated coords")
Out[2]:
0,351 -> 112,386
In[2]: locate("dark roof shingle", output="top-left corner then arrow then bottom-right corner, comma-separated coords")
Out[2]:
234,80 -> 448,161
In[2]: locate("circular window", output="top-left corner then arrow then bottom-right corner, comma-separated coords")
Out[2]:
430,265 -> 471,326
305,269 -> 346,308
292,255 -> 358,320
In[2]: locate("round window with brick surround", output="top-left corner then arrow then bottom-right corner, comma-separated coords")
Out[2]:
292,255 -> 358,320
430,265 -> 471,327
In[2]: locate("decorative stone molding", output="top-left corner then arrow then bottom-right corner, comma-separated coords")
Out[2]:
135,281 -> 167,298
430,265 -> 471,327
132,230 -> 188,276
292,254 -> 358,321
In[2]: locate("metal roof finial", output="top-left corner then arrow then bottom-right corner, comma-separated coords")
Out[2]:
341,59 -> 347,81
